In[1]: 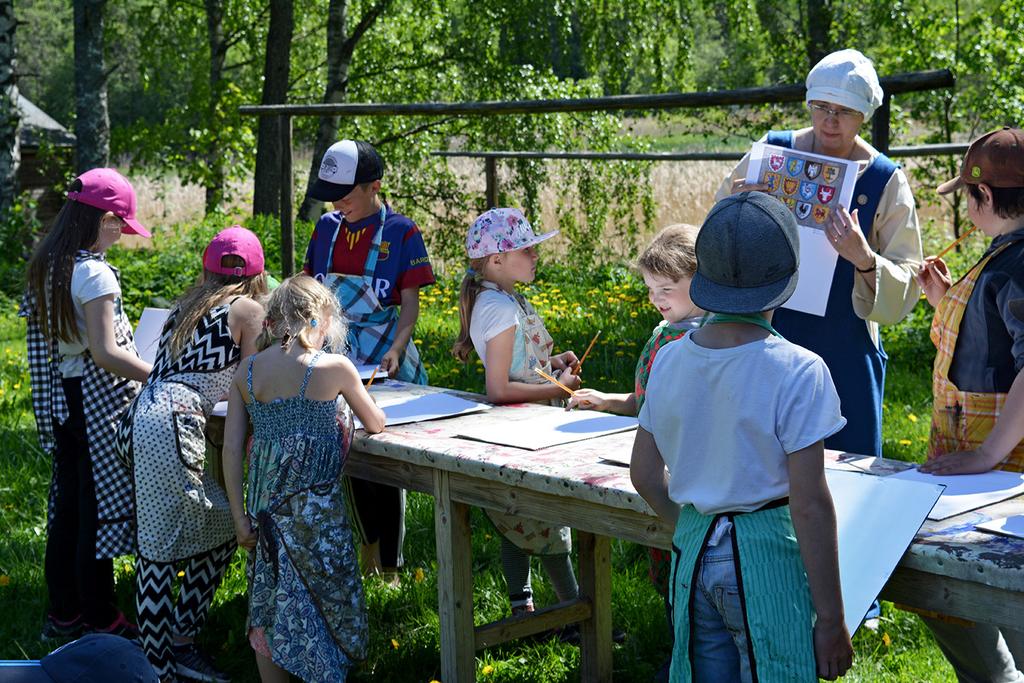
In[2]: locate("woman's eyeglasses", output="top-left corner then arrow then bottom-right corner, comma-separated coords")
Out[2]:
807,102 -> 862,120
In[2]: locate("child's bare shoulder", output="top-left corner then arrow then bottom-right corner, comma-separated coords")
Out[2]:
315,352 -> 359,376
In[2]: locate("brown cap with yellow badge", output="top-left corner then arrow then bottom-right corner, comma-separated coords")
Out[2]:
938,127 -> 1024,195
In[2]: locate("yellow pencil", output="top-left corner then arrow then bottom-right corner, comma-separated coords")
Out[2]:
935,225 -> 978,260
571,330 -> 602,376
366,365 -> 380,387
534,367 -> 577,397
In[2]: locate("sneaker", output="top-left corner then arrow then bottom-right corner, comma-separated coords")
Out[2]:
40,613 -> 85,640
172,642 -> 229,683
87,610 -> 139,640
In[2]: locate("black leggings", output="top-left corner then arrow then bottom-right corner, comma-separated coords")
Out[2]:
44,378 -> 116,626
344,476 -> 406,568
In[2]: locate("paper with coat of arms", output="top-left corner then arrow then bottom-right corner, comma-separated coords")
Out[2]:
744,142 -> 860,316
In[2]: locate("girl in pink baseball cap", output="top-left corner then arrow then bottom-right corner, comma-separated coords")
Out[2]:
116,226 -> 268,682
23,169 -> 153,643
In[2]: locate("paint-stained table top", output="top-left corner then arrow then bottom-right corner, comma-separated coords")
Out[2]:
351,382 -> 1024,594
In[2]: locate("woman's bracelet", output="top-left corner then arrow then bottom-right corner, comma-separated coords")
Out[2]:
856,255 -> 877,273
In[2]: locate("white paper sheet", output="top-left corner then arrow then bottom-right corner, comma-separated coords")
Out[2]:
826,470 -> 943,635
889,467 -> 1024,520
785,226 -> 840,316
744,142 -> 860,317
355,391 -> 490,429
456,409 -> 638,450
134,308 -> 169,366
355,364 -> 387,381
976,515 -> 1024,539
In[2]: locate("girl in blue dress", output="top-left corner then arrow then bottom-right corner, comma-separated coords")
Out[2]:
222,275 -> 385,682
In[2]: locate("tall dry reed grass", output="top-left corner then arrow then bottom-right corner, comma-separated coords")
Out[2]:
125,151 -> 961,262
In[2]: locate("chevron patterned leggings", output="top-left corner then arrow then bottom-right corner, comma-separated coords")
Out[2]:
135,540 -> 236,678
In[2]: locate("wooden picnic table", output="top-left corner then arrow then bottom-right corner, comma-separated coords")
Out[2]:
214,382 -> 1024,682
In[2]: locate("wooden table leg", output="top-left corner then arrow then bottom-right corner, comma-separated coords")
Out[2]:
434,469 -> 475,682
578,530 -> 613,682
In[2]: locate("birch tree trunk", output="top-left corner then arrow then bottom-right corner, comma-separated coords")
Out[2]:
252,0 -> 293,216
205,0 -> 227,213
0,0 -> 19,215
73,0 -> 109,172
296,0 -> 391,223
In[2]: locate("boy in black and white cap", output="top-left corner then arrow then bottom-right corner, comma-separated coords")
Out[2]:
303,139 -> 435,583
630,192 -> 853,681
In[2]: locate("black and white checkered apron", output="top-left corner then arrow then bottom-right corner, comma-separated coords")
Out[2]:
22,252 -> 142,559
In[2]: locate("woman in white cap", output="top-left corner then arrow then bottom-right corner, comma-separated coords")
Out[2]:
716,48 -> 923,459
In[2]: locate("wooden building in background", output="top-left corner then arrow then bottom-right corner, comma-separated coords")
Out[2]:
18,94 -> 74,225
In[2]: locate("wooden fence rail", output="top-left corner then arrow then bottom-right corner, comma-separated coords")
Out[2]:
238,69 -> 955,276
433,143 -> 971,209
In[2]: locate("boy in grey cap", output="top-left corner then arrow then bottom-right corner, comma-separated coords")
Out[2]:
630,192 -> 853,681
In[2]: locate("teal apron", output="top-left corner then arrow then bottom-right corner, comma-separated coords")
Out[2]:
669,502 -> 817,682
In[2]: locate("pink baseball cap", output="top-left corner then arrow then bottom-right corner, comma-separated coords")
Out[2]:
465,208 -> 559,259
203,226 -> 265,277
67,168 -> 150,238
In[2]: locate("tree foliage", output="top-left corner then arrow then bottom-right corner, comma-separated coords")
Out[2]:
10,0 -> 1024,268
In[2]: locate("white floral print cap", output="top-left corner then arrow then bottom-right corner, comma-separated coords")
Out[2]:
465,208 -> 559,259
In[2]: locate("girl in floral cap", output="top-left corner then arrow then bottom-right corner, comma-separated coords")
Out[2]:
451,208 -> 584,623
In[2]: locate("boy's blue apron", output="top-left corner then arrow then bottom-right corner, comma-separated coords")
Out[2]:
766,130 -> 895,457
314,206 -> 427,385
669,502 -> 816,682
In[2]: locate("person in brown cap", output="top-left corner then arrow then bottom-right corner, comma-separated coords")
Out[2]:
915,127 -> 1024,681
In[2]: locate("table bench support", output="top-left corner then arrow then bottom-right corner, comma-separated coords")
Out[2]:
434,470 -> 476,682
578,531 -> 613,682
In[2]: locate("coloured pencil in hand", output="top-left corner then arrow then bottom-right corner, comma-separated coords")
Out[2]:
534,367 -> 577,397
570,330 -> 601,375
935,225 -> 978,260
366,366 -> 380,387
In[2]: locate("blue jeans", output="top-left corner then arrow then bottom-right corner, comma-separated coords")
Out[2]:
690,523 -> 753,683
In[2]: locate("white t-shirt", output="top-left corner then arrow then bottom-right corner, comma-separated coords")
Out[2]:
638,332 -> 845,515
58,259 -> 123,377
469,289 -> 520,366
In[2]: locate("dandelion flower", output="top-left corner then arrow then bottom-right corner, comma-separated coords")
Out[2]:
414,567 -> 425,583
882,632 -> 892,647
391,638 -> 400,649
0,575 -> 10,587
899,439 -> 912,446
482,664 -> 495,675
908,414 -> 918,423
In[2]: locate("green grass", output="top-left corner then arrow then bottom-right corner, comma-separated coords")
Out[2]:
0,264 -> 960,681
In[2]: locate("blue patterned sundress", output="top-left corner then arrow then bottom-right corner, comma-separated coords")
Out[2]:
243,350 -> 368,681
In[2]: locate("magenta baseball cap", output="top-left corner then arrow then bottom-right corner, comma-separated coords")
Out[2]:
203,226 -> 265,277
67,168 -> 150,238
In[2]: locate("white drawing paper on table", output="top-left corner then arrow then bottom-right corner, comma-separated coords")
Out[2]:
456,409 -> 638,450
355,392 -> 490,429
134,308 -> 170,366
745,142 -> 859,317
889,467 -> 1024,520
354,363 -> 388,381
825,469 -> 942,636
976,515 -> 1024,539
